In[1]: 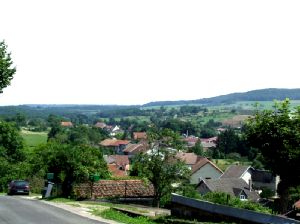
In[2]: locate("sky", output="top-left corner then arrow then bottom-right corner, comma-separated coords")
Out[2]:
1,0 -> 300,106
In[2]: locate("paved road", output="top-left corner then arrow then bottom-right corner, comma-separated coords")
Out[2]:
0,196 -> 107,224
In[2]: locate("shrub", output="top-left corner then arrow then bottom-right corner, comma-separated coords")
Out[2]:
199,192 -> 273,214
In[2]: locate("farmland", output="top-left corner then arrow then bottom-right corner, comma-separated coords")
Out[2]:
21,130 -> 48,148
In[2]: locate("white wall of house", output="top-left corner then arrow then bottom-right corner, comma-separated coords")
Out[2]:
190,163 -> 222,185
241,171 -> 252,184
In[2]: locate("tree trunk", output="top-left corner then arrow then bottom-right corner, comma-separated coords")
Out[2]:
277,180 -> 290,214
152,189 -> 160,207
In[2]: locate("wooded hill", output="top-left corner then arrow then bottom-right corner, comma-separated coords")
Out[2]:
0,88 -> 299,119
143,88 -> 300,107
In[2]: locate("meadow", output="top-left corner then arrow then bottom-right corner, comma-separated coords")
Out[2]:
21,130 -> 48,149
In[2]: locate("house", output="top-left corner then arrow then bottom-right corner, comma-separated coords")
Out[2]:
183,136 -> 199,147
105,155 -> 130,177
197,178 -> 260,201
176,152 -> 223,184
286,199 -> 300,221
110,125 -> 123,137
61,121 -> 73,127
95,122 -> 106,129
294,200 -> 300,210
221,165 -> 279,193
176,152 -> 199,169
123,143 -> 148,158
100,139 -> 130,154
190,157 -> 223,184
133,132 -> 147,141
220,165 -> 252,184
200,137 -> 217,144
200,137 -> 217,151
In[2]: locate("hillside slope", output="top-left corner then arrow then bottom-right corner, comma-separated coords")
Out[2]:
143,88 -> 300,107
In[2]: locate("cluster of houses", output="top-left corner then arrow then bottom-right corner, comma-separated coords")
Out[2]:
61,121 -> 279,202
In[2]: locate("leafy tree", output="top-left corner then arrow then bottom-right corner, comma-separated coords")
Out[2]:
133,147 -> 190,207
244,99 -> 300,212
0,40 -> 16,93
216,128 -> 239,155
28,118 -> 47,132
0,121 -> 27,191
48,124 -> 108,146
132,128 -> 189,207
189,140 -> 204,156
0,121 -> 25,162
30,142 -> 109,197
47,121 -> 64,141
204,119 -> 222,129
69,126 -> 108,146
200,128 -> 216,138
147,127 -> 184,150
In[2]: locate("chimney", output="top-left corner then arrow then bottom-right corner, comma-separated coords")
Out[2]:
248,179 -> 252,192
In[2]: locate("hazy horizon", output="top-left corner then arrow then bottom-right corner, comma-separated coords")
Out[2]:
0,87 -> 298,107
1,1 -> 300,106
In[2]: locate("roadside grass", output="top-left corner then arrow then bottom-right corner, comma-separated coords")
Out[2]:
92,208 -> 233,224
44,197 -> 75,203
42,197 -> 233,224
92,208 -> 156,224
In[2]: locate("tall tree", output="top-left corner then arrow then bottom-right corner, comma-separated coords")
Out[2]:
0,40 -> 16,93
133,147 -> 190,207
30,142 -> 109,196
0,121 -> 26,191
216,128 -> 239,155
244,100 -> 300,212
0,121 -> 25,162
132,128 -> 189,207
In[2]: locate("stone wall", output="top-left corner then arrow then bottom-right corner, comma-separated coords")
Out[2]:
74,180 -> 154,199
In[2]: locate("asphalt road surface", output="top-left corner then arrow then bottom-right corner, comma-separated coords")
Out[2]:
0,196 -> 107,224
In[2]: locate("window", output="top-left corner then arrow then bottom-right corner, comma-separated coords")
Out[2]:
240,194 -> 246,200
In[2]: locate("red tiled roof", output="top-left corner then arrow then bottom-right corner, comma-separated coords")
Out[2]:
200,137 -> 217,143
133,132 -> 147,140
294,200 -> 300,209
107,155 -> 130,166
100,139 -> 130,147
183,137 -> 199,143
61,121 -> 73,127
108,164 -> 127,177
191,157 -> 223,174
201,142 -> 216,149
176,152 -> 200,165
95,122 -> 106,129
123,143 -> 148,154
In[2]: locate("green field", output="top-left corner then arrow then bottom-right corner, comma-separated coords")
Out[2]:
21,130 -> 48,148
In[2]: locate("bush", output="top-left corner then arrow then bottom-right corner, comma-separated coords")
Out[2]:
199,192 -> 273,214
260,188 -> 275,199
226,153 -> 241,160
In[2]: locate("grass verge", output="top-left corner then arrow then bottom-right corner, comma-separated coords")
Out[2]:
92,208 -> 157,224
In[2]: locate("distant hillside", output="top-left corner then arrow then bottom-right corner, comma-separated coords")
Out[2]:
143,88 -> 300,107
